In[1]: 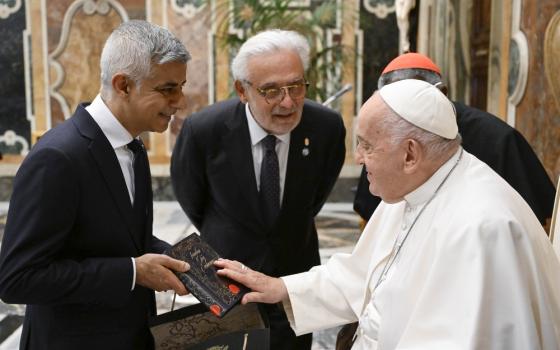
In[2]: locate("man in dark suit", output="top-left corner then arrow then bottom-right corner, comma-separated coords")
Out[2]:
0,20 -> 191,349
354,52 -> 555,226
171,29 -> 346,350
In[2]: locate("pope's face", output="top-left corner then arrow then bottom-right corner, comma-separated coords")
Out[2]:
355,94 -> 408,203
235,49 -> 306,135
126,61 -> 188,136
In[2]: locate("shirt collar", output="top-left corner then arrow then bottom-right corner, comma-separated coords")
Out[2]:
245,103 -> 290,145
403,147 -> 463,207
86,94 -> 134,149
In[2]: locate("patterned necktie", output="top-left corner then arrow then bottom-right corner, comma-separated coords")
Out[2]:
260,135 -> 280,227
127,138 -> 148,247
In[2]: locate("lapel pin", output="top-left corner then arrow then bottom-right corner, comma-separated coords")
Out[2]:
302,137 -> 310,157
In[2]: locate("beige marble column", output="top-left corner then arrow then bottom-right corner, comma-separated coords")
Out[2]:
214,0 -> 231,102
341,0 -> 359,164
486,0 -> 511,120
30,0 -> 48,144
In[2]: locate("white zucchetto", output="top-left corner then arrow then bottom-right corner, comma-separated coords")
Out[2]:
379,79 -> 458,139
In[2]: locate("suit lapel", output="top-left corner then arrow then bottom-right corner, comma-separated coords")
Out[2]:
283,116 -> 314,212
223,103 -> 267,230
72,106 -> 142,253
144,159 -> 154,251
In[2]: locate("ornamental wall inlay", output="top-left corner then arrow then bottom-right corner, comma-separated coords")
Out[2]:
0,0 -> 22,20
363,0 -> 395,19
171,0 -> 206,19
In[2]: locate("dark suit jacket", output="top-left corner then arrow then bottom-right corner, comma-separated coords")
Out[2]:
0,105 -> 169,349
354,102 -> 555,224
171,98 -> 345,276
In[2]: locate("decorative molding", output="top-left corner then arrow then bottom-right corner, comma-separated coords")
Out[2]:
0,0 -> 22,20
49,0 -> 129,63
48,0 -> 129,119
0,130 -> 30,156
363,0 -> 395,19
544,10 -> 560,114
170,0 -> 206,19
82,0 -> 111,15
506,0 -> 528,126
507,33 -> 528,105
260,0 -> 311,6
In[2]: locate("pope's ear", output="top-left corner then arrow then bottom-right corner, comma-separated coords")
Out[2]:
403,139 -> 423,174
234,80 -> 248,103
112,74 -> 130,97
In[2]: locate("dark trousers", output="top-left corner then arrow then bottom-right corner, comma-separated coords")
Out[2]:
264,304 -> 312,350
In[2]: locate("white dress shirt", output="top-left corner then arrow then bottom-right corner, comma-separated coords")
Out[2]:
245,103 -> 290,205
86,94 -> 138,290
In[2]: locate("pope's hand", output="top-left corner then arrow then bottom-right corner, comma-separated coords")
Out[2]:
214,258 -> 288,304
135,253 -> 190,295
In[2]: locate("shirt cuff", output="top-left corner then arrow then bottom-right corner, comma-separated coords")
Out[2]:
131,257 -> 136,291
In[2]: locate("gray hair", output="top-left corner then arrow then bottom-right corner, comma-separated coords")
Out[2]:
231,29 -> 310,81
100,20 -> 191,99
378,68 -> 443,90
376,94 -> 462,160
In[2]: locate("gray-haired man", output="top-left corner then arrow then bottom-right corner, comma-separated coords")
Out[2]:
171,29 -> 346,349
0,20 -> 191,349
215,79 -> 560,350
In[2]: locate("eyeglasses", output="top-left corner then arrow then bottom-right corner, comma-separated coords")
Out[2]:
245,80 -> 309,104
356,138 -> 375,156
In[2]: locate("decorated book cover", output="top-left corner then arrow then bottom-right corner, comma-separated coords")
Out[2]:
150,303 -> 269,350
165,233 -> 249,317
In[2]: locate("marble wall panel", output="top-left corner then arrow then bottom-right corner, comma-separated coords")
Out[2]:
46,0 -> 75,52
0,0 -> 30,155
517,1 -> 560,182
544,9 -> 560,185
47,0 -> 144,53
167,2 -> 212,152
0,0 -> 414,171
53,9 -> 123,118
122,0 -> 146,20
45,1 -> 144,125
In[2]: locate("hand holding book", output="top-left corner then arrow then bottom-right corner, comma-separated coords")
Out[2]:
134,253 -> 190,295
165,233 -> 249,317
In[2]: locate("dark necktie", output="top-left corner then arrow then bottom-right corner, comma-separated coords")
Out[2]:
260,135 -> 280,227
127,138 -> 148,247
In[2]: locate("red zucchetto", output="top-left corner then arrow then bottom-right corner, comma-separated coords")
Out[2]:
382,52 -> 441,75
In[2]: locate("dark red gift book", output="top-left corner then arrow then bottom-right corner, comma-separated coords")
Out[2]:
164,233 -> 248,317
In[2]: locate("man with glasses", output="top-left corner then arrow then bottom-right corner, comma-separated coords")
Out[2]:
171,29 -> 345,350
214,79 -> 560,350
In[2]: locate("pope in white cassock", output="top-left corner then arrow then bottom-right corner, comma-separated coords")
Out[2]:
215,79 -> 560,349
